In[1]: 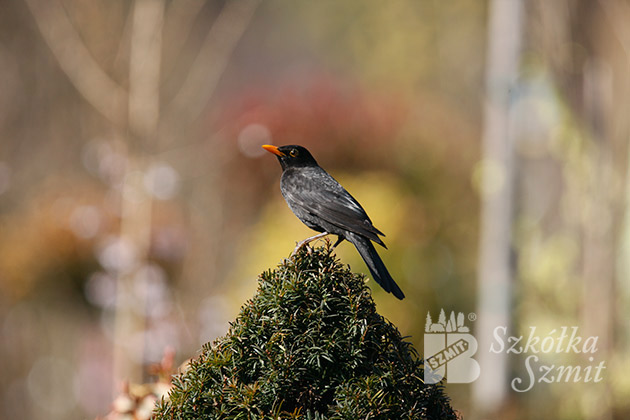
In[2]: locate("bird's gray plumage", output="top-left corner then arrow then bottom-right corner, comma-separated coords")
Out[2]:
280,166 -> 385,246
264,144 -> 405,300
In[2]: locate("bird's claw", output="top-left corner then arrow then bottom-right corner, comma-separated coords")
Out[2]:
291,241 -> 309,256
291,232 -> 330,256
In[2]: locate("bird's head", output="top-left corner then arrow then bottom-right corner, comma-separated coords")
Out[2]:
262,145 -> 318,170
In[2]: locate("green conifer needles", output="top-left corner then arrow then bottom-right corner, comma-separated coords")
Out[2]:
155,245 -> 456,419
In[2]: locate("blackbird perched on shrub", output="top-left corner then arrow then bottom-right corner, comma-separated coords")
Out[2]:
263,144 -> 404,300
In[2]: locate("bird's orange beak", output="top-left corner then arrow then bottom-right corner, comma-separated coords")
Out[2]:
262,144 -> 285,157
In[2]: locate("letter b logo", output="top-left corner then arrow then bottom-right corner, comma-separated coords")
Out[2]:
424,310 -> 481,384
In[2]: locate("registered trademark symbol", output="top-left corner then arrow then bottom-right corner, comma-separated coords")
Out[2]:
468,312 -> 477,322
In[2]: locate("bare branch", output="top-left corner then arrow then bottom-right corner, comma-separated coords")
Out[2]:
598,0 -> 630,57
162,0 -> 261,131
25,0 -> 128,127
128,0 -> 165,139
163,0 -> 208,66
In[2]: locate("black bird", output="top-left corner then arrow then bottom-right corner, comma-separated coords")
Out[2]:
262,144 -> 405,300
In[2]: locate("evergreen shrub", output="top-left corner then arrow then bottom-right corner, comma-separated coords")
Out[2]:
155,245 -> 457,419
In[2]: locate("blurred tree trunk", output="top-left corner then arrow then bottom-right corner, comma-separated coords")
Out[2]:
602,4 -> 630,417
533,1 -> 630,419
472,0 -> 523,416
113,0 -> 165,387
580,57 -> 615,420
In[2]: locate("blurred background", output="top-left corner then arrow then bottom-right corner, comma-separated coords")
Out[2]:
0,0 -> 628,419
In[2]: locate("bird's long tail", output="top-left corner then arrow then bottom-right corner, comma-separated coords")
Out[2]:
347,232 -> 405,300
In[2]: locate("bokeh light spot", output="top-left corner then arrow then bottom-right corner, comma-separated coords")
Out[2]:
472,159 -> 506,197
96,236 -> 138,274
84,272 -> 117,309
144,163 -> 180,200
238,123 -> 272,158
69,205 -> 101,239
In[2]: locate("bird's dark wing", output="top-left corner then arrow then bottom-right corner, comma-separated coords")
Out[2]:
281,167 -> 386,245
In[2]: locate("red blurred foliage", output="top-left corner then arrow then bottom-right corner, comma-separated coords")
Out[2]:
218,75 -> 409,170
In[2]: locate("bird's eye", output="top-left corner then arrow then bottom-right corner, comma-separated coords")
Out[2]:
289,149 -> 299,157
